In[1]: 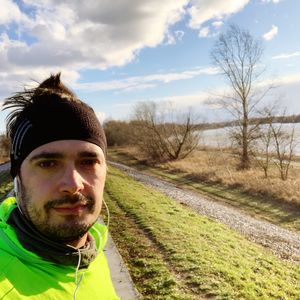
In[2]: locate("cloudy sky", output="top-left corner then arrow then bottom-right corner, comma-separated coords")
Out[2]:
0,0 -> 299,131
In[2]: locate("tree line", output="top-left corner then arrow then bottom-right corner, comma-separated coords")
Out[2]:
196,114 -> 300,131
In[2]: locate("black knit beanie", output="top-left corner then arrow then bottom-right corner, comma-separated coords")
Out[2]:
7,77 -> 107,178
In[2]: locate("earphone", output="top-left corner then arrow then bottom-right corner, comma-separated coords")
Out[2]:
13,176 -> 24,215
13,177 -> 18,196
102,197 -> 110,230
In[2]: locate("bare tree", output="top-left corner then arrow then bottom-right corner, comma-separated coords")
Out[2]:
250,103 -> 299,180
255,123 -> 273,178
270,121 -> 297,181
132,101 -> 201,163
210,24 -> 271,169
104,120 -> 135,146
252,106 -> 277,178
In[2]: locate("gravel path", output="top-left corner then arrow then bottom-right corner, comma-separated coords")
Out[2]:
0,162 -> 10,173
110,161 -> 300,263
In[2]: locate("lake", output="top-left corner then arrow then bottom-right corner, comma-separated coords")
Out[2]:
200,123 -> 300,155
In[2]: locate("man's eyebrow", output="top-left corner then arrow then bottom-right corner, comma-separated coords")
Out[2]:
78,151 -> 100,158
29,152 -> 64,162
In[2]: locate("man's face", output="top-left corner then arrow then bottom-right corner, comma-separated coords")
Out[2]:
18,140 -> 106,243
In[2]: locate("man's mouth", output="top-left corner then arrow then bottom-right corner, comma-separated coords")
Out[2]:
45,194 -> 95,215
52,203 -> 88,214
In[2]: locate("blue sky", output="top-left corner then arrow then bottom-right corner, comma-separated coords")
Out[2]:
0,0 -> 299,132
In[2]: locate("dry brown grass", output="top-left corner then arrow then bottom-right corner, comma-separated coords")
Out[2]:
114,146 -> 300,206
0,156 -> 9,164
163,148 -> 300,205
115,146 -> 149,162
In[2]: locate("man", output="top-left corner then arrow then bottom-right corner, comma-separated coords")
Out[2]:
0,73 -> 119,299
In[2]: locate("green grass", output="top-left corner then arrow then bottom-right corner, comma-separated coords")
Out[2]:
108,149 -> 300,233
104,166 -> 300,299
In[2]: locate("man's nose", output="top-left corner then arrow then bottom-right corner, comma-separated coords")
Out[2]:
59,165 -> 84,194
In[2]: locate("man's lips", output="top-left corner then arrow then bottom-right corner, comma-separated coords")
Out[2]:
52,203 -> 88,214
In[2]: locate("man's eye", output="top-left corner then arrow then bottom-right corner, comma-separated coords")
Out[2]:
81,159 -> 98,166
38,161 -> 57,168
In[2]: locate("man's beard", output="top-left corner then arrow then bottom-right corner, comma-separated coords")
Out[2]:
19,182 -> 97,243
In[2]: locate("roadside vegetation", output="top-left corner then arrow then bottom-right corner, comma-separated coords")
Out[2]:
108,146 -> 300,232
104,166 -> 300,299
0,134 -> 10,163
0,170 -> 13,201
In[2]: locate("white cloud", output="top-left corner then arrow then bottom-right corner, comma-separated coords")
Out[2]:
114,91 -> 212,112
0,0 -> 25,24
0,0 -> 251,95
75,67 -> 219,92
96,112 -> 107,124
253,73 -> 300,94
263,25 -> 278,41
261,0 -> 280,3
0,1 -> 189,71
272,51 -> 300,60
166,30 -> 184,45
175,30 -> 185,41
199,27 -> 210,38
157,92 -> 210,107
113,73 -> 300,120
212,21 -> 223,28
273,74 -> 300,85
0,0 -> 193,97
166,31 -> 176,45
188,0 -> 250,29
0,64 -> 79,100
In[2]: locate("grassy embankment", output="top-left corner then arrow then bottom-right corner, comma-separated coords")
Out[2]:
104,166 -> 300,299
108,147 -> 300,233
